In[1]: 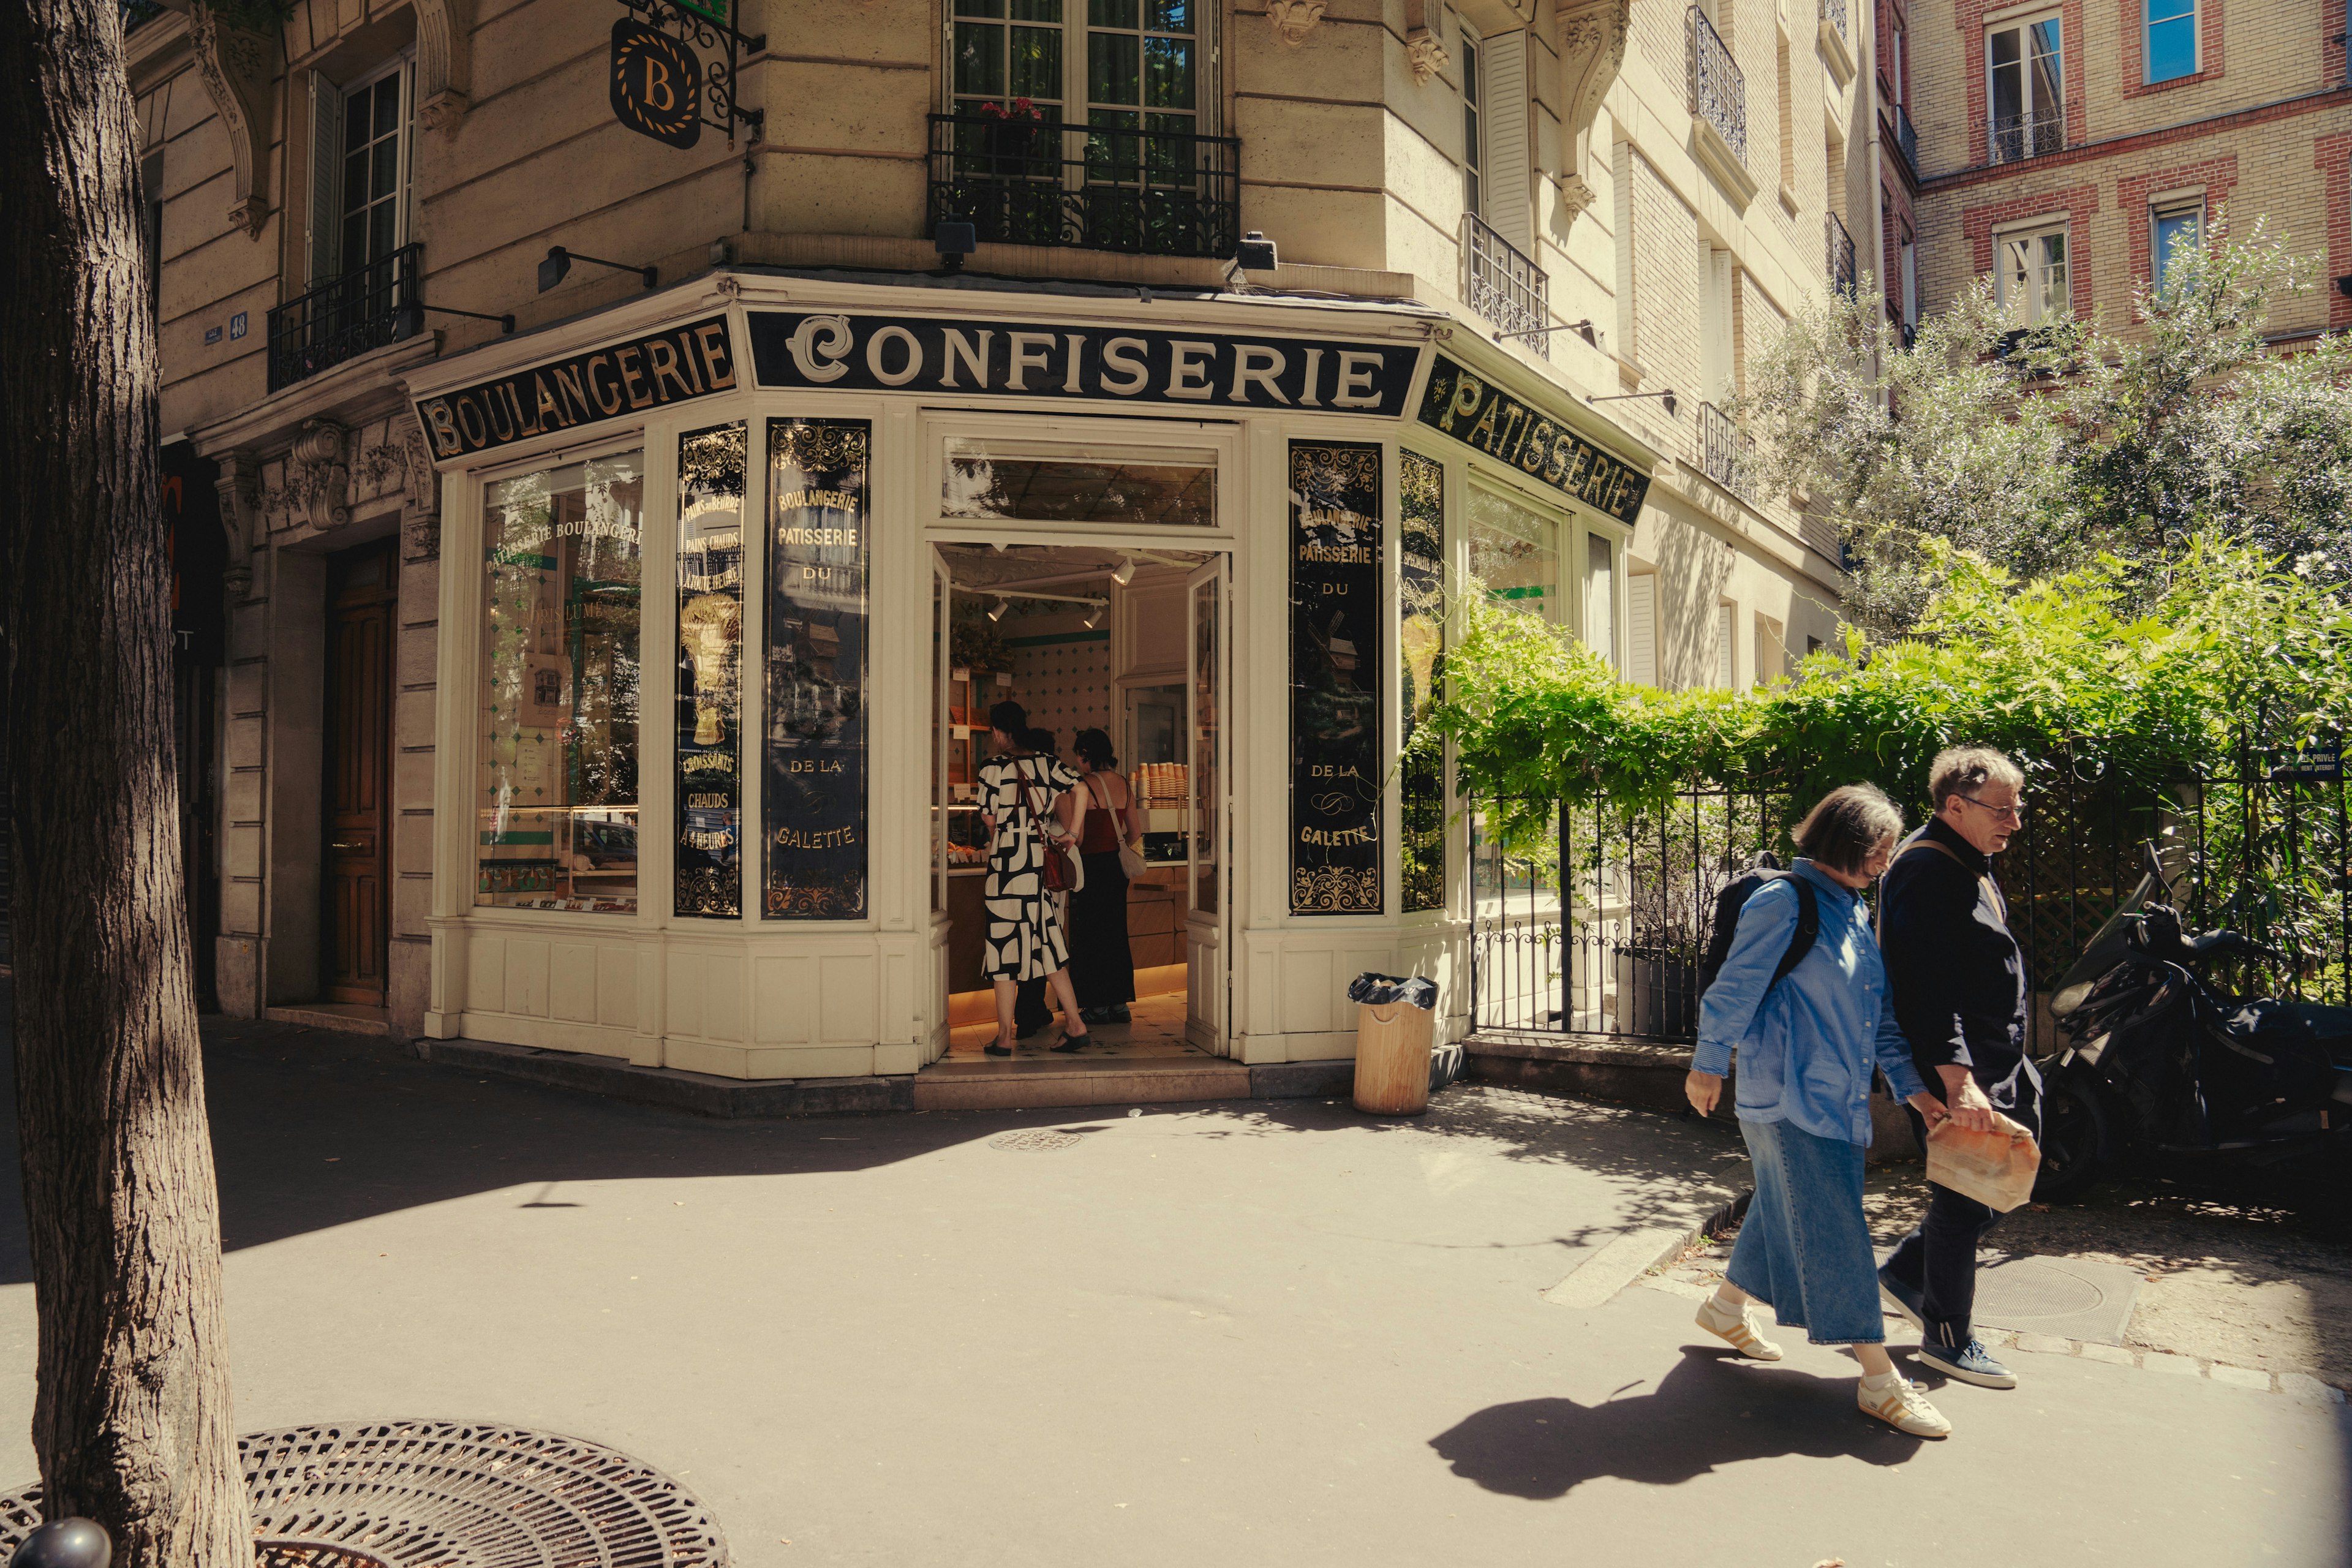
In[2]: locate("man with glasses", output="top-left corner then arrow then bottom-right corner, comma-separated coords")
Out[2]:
1877,745 -> 2039,1390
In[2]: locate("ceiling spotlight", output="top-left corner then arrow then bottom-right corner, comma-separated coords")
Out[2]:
1083,602 -> 1104,629
1110,556 -> 1137,587
987,597 -> 1009,623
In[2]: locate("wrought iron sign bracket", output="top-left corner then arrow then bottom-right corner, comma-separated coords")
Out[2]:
616,0 -> 766,141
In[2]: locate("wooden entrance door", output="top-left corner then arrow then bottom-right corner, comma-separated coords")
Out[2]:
323,541 -> 396,1005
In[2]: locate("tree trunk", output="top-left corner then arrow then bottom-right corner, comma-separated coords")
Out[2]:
0,2 -> 251,1562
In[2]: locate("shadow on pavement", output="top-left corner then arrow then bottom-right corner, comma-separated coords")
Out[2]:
1429,1346 -> 1921,1499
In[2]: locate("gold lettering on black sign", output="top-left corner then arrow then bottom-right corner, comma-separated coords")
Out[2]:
1415,354 -> 1653,524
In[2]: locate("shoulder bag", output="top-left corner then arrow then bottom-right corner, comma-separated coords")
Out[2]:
1022,760 -> 1084,894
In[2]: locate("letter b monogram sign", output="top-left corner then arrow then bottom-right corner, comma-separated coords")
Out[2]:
611,20 -> 701,149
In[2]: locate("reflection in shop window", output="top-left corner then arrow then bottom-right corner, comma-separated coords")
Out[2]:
1400,451 -> 1444,914
764,418 -> 872,919
675,421 -> 747,919
943,439 -> 1216,527
476,450 -> 644,912
1468,485 -> 1557,619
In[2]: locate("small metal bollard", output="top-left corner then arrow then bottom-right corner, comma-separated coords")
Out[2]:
9,1520 -> 109,1568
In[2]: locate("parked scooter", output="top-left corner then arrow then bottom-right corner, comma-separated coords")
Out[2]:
2036,842 -> 2352,1200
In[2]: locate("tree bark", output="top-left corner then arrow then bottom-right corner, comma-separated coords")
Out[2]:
0,2 -> 251,1562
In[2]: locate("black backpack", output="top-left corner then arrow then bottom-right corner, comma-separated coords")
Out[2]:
1697,858 -> 1821,1004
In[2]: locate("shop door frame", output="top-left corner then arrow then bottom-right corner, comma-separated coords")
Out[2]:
1183,552 -> 1231,1052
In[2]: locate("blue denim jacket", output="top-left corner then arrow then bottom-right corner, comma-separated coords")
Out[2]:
1689,860 -> 1929,1146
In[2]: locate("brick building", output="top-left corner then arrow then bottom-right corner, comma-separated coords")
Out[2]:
1899,0 -> 2350,341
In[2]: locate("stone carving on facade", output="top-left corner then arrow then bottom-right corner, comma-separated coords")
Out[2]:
274,420 -> 353,535
1554,0 -> 1631,236
397,413 -> 443,561
1267,0 -> 1327,48
213,450 -> 261,596
185,4 -> 273,238
412,0 -> 474,129
1403,1 -> 1450,84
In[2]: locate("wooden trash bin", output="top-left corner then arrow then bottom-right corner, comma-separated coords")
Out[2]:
1352,997 -> 1439,1115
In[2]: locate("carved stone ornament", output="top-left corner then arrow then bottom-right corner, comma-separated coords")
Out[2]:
213,450 -> 262,594
1403,0 -> 1450,84
280,419 -> 353,535
1553,0 -> 1631,237
185,4 -> 274,238
398,413 -> 442,561
1267,0 -> 1327,48
413,0 -> 474,130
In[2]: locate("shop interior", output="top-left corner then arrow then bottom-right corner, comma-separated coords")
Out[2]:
935,540 -> 1218,1058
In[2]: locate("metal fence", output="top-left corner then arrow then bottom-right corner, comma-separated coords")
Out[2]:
266,242 -> 421,393
1826,211 -> 1857,296
1818,0 -> 1849,43
1698,401 -> 1751,500
1469,745 -> 2351,1057
1990,106 -> 2064,164
1462,213 -> 1550,356
1686,5 -> 1747,163
926,113 -> 1242,259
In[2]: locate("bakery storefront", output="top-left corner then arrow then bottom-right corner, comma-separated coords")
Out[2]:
405,273 -> 1654,1080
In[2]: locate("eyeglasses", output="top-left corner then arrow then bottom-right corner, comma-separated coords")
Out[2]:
1957,794 -> 2026,823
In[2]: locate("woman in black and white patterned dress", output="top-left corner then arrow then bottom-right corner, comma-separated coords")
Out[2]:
977,701 -> 1092,1057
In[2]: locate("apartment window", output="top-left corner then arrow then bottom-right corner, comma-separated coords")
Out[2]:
1460,23 -> 1483,216
1585,533 -> 1616,671
1996,222 -> 2068,326
2152,202 -> 2204,294
1898,216 -> 1918,327
2145,0 -> 2196,83
1627,573 -> 1659,687
1755,614 -> 1787,687
1987,15 -> 2062,162
306,58 -> 413,286
1714,603 -> 1737,689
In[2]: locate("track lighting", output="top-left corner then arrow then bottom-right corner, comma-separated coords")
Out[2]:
1082,602 -> 1104,630
987,597 -> 1009,623
1111,557 -> 1137,587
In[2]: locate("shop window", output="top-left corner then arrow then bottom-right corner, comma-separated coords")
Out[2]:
1986,15 -> 2062,162
1400,451 -> 1444,914
675,422 -> 748,919
2152,202 -> 2203,296
1995,222 -> 2068,326
763,418 -> 872,920
2145,0 -> 2196,83
1289,441 -> 1383,916
476,450 -> 645,913
1468,486 -> 1558,620
942,439 -> 1216,527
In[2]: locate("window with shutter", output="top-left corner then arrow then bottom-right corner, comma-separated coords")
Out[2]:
1627,573 -> 1658,688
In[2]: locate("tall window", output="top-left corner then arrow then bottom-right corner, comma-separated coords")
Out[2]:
1714,603 -> 1736,688
1583,533 -> 1616,671
1468,487 -> 1555,621
2152,202 -> 2203,295
1460,23 -> 1483,216
1996,223 -> 2068,326
1899,216 -> 1918,328
2145,0 -> 2196,83
949,0 -> 1201,131
307,57 -> 412,285
1987,15 -> 2062,162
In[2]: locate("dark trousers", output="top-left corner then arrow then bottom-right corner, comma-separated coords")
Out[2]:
1014,976 -> 1054,1034
1882,1107 -> 2002,1346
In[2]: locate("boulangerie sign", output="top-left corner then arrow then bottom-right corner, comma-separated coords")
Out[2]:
414,314 -> 737,460
747,311 -> 1425,415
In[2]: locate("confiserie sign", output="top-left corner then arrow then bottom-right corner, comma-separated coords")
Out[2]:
1415,354 -> 1651,524
748,311 -> 1424,416
414,314 -> 737,461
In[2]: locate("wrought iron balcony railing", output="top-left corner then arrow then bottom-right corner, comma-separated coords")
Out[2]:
266,242 -> 421,393
1461,213 -> 1550,359
1698,401 -> 1752,500
1989,107 -> 2063,164
1686,6 -> 1747,164
1817,0 -> 1848,42
1826,211 -> 1857,297
1893,100 -> 1919,173
925,112 -> 1241,260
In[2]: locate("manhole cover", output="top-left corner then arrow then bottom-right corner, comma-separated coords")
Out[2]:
0,1420 -> 727,1568
1974,1258 -> 2105,1319
990,1129 -> 1084,1151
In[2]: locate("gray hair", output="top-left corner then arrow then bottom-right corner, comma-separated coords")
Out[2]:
1794,783 -> 1905,875
1926,745 -> 2025,810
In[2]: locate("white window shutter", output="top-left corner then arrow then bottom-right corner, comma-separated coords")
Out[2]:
306,71 -> 343,286
1483,29 -> 1532,257
1627,573 -> 1658,687
1716,603 -> 1736,688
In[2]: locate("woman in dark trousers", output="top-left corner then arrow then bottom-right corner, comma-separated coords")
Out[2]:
1066,728 -> 1144,1024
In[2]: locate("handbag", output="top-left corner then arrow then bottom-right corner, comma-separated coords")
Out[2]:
1021,761 -> 1084,894
1924,1110 -> 2041,1212
1092,773 -> 1148,880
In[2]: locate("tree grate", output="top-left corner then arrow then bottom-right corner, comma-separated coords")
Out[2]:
0,1420 -> 728,1568
988,1129 -> 1084,1152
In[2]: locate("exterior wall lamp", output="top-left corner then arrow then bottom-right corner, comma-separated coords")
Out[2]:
1494,318 -> 1598,348
538,246 -> 658,293
1587,387 -> 1679,418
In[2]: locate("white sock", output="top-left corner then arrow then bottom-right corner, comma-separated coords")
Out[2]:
1860,1369 -> 1900,1388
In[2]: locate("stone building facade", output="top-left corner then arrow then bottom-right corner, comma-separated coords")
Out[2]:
1902,0 -> 2349,340
129,0 -> 1869,1069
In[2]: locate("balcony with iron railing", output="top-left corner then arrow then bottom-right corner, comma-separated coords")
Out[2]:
1826,211 -> 1856,297
925,112 -> 1242,260
1990,106 -> 2064,164
1817,0 -> 1848,41
1461,213 -> 1550,359
1893,100 -> 1919,174
1686,6 -> 1748,165
266,242 -> 421,393
1698,401 -> 1752,501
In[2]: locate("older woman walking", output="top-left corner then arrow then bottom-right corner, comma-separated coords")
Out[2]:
1683,784 -> 1958,1438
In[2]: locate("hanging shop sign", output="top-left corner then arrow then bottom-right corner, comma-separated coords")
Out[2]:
413,315 -> 737,461
608,0 -> 763,144
748,311 -> 1425,416
1415,354 -> 1652,524
1289,440 -> 1384,917
610,20 -> 703,149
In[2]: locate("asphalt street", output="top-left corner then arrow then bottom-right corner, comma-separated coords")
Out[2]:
0,1008 -> 2344,1567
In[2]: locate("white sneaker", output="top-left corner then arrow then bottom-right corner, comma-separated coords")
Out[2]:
1858,1373 -> 1953,1438
1694,1292 -> 1784,1360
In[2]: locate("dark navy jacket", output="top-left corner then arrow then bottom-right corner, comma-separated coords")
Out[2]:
1878,814 -> 2042,1140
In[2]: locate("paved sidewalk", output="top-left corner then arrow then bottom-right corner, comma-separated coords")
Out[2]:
0,1011 -> 2345,1566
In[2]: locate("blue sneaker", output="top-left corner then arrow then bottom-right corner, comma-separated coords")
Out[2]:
1917,1338 -> 2020,1390
1877,1267 -> 1926,1332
